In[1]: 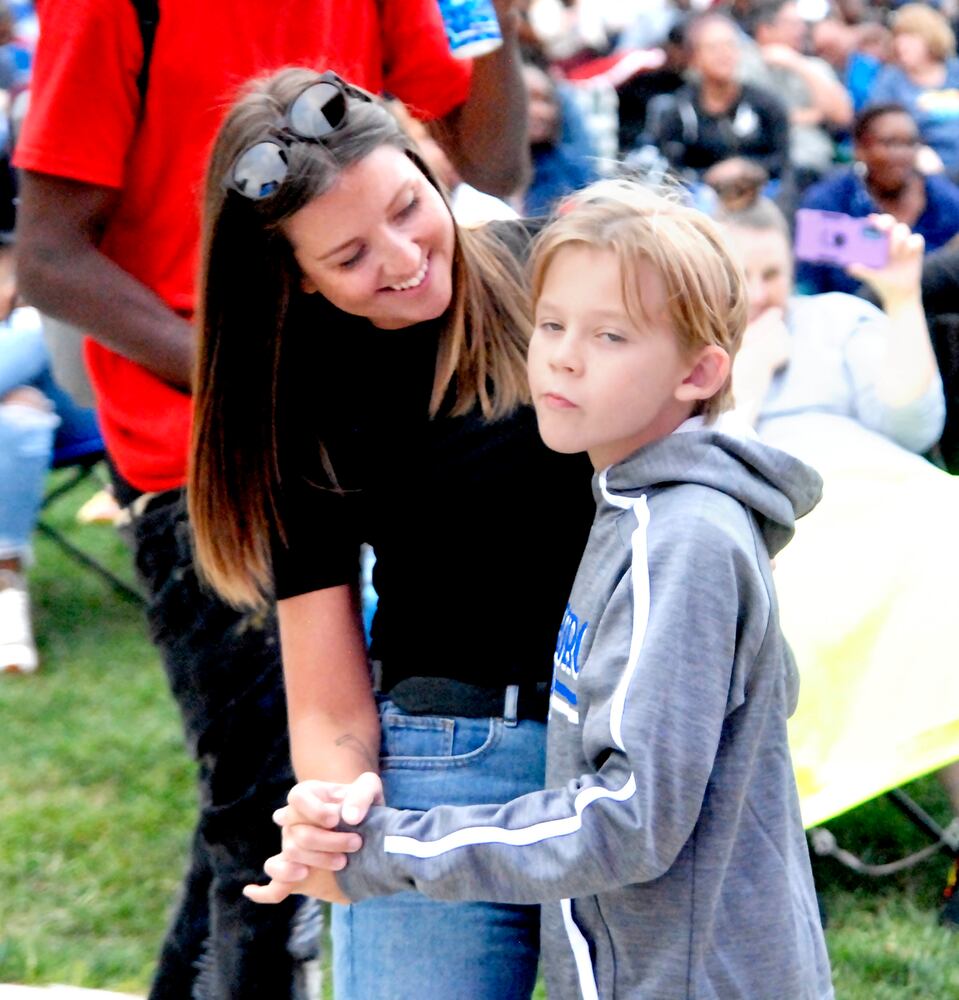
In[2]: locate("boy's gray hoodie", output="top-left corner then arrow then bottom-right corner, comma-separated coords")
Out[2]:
337,418 -> 833,999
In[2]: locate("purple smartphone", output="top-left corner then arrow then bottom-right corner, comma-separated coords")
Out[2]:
794,209 -> 889,269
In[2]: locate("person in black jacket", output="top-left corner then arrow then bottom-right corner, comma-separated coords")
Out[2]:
646,11 -> 791,184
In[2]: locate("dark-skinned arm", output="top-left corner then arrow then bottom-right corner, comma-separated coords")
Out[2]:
16,171 -> 195,390
429,2 -> 530,196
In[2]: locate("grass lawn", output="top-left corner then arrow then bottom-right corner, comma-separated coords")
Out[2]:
2,472 -> 958,997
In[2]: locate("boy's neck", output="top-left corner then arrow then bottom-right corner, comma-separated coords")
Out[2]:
587,404 -> 697,471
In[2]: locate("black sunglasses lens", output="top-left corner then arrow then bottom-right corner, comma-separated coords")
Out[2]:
232,141 -> 289,199
288,82 -> 347,139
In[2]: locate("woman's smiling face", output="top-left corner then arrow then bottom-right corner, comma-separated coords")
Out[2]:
283,144 -> 456,330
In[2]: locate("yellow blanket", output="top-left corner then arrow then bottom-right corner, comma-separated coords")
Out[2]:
762,414 -> 959,827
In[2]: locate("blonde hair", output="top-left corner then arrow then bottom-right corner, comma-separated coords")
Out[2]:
892,4 -> 956,62
189,68 -> 531,609
530,180 -> 747,422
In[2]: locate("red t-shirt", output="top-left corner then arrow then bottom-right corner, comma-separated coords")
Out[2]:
16,0 -> 471,491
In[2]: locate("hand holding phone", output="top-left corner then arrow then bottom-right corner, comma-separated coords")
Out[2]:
845,216 -> 925,309
794,209 -> 890,269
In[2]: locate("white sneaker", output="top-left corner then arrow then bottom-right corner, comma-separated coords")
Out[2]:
0,569 -> 38,674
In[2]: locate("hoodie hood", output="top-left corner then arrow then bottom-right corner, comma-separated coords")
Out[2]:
598,414 -> 823,558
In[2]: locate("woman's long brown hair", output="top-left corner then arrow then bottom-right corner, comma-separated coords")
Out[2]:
189,68 -> 531,608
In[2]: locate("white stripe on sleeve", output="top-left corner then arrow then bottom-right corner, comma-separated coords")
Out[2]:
383,774 -> 637,859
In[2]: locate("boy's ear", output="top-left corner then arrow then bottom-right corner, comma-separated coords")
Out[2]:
675,345 -> 730,403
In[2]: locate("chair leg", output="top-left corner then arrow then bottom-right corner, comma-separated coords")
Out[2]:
34,519 -> 144,605
42,464 -> 97,509
886,788 -> 959,857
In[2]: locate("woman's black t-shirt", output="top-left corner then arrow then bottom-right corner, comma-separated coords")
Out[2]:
271,240 -> 594,693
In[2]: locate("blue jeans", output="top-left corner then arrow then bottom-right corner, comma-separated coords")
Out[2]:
0,400 -> 58,559
130,492 -> 316,1000
332,696 -> 546,1000
0,307 -> 100,559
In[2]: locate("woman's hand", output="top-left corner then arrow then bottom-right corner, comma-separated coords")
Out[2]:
281,774 -> 384,867
847,214 -> 923,311
760,42 -> 801,72
732,308 -> 791,427
243,774 -> 384,905
742,308 -> 792,372
847,215 -> 939,411
245,851 -> 352,905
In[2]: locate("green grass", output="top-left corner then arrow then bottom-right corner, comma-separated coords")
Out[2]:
2,471 -> 958,996
0,474 -> 194,993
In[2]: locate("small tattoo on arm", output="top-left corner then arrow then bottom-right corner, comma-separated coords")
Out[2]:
335,733 -> 378,771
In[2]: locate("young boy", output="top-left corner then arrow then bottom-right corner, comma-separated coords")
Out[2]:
248,182 -> 833,999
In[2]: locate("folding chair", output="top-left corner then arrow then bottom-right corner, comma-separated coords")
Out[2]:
36,433 -> 143,605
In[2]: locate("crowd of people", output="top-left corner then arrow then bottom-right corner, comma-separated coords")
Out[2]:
4,0 -> 959,998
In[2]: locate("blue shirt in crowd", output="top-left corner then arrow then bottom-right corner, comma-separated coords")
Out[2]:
845,52 -> 882,113
868,59 -> 959,177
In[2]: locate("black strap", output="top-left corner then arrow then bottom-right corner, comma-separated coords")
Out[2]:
129,0 -> 160,107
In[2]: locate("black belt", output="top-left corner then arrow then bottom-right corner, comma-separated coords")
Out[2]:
384,676 -> 550,723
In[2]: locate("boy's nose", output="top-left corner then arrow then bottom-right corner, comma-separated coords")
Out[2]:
549,336 -> 582,373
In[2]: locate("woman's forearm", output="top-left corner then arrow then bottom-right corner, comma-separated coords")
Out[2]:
278,585 -> 382,783
874,292 -> 940,408
289,700 -> 382,783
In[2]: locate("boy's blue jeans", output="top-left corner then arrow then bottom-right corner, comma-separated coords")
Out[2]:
130,491 -> 313,1000
332,697 -> 546,1000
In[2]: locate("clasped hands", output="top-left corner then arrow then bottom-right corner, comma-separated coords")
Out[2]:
243,771 -> 384,906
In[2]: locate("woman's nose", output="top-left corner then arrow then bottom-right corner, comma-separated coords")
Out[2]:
382,231 -> 421,282
747,277 -> 767,313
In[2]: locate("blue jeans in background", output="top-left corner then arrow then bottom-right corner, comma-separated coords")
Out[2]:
0,307 -> 99,560
332,696 -> 546,1000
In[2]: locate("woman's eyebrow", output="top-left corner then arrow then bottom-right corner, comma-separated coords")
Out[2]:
321,236 -> 361,261
319,183 -> 416,261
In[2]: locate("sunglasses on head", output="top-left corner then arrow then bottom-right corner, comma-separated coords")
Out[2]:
226,71 -> 373,201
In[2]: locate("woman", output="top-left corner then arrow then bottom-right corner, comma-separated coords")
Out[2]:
797,103 -> 959,296
647,12 -> 790,184
867,3 -> 959,180
189,68 -> 594,1000
721,199 -> 959,924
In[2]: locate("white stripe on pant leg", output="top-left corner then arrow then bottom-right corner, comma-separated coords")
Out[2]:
561,897 -> 599,1000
